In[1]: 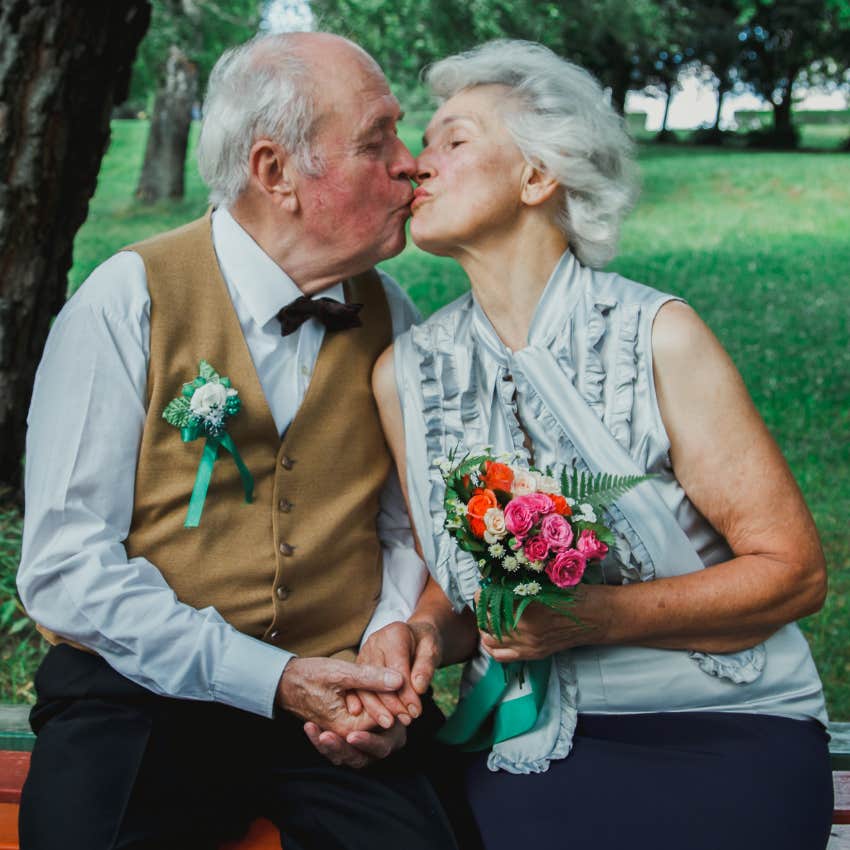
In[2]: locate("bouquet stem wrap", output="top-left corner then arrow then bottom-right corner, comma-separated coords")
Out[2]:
437,658 -> 550,751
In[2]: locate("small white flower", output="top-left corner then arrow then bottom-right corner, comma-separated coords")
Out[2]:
566,497 -> 576,506
514,548 -> 527,564
578,503 -> 597,523
452,500 -> 468,516
445,518 -> 462,530
435,458 -> 453,475
488,543 -> 506,558
190,382 -> 229,417
502,555 -> 520,572
478,559 -> 487,567
526,560 -> 545,573
514,581 -> 541,596
535,474 -> 560,494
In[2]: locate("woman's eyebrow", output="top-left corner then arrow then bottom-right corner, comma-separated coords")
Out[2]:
422,114 -> 477,148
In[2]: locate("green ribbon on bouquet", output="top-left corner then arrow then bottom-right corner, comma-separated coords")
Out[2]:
436,657 -> 550,751
181,423 -> 254,528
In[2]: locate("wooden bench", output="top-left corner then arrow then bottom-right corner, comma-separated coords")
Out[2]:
1,706 -> 849,849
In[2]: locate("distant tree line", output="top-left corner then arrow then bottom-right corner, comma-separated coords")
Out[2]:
312,0 -> 850,148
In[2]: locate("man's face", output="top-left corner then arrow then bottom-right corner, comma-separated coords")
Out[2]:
295,51 -> 415,275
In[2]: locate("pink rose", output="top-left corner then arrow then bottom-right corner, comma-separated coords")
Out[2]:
523,535 -> 550,563
540,514 -> 574,550
521,492 -> 555,516
576,529 -> 609,561
546,548 -> 587,588
504,499 -> 535,537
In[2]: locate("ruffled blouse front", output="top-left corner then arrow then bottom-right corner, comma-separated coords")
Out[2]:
393,251 -> 826,773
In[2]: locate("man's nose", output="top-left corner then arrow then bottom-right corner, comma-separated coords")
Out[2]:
389,137 -> 416,179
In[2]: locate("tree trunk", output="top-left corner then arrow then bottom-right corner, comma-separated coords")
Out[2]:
0,0 -> 151,492
712,81 -> 729,132
135,46 -> 198,203
660,84 -> 674,133
772,93 -> 796,147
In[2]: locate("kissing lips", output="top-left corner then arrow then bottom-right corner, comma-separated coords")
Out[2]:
411,187 -> 432,211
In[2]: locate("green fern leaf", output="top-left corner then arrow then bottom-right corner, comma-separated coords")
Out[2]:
476,586 -> 491,632
501,586 -> 516,635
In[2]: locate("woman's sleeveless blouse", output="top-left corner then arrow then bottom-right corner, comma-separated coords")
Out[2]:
394,252 -> 826,770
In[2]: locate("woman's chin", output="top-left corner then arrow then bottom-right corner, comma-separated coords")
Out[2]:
410,223 -> 455,257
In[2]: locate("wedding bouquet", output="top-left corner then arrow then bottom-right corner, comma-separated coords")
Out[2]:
439,450 -> 650,637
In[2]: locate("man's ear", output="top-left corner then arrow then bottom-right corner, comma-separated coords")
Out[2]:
520,162 -> 560,208
248,139 -> 299,212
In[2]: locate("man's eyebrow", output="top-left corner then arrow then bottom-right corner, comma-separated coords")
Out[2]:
358,111 -> 405,140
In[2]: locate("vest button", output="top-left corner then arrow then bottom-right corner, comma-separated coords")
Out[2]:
281,455 -> 295,470
278,498 -> 293,513
279,541 -> 295,556
269,630 -> 280,641
276,585 -> 291,601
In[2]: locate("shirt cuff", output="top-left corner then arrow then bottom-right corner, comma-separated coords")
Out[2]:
211,629 -> 294,718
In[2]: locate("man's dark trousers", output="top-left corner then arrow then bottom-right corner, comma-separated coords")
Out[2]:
19,644 -> 460,850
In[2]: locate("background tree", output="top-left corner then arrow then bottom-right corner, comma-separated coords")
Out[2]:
134,0 -> 261,203
0,0 -> 151,493
736,0 -> 845,147
312,0 -> 676,115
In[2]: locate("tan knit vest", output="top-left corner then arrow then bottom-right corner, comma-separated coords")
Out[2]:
40,214 -> 393,661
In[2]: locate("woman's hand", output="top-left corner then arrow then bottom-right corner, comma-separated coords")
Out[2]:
478,586 -> 613,661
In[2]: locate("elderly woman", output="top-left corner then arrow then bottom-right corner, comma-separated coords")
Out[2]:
352,40 -> 833,849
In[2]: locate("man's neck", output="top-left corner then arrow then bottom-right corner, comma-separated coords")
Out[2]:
227,202 -> 349,295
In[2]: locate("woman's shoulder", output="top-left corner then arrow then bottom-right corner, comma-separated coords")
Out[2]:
582,264 -> 682,315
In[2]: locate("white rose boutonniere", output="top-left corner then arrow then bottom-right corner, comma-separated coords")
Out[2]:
163,360 -> 253,527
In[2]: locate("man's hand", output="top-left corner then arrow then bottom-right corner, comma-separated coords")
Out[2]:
276,656 -> 404,737
303,720 -> 408,769
345,620 -> 442,728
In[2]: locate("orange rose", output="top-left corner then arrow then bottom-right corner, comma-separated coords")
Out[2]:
547,493 -> 572,516
469,516 -> 487,538
481,461 -> 514,493
467,489 -> 498,518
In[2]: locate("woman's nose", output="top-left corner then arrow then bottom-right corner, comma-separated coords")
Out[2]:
414,157 -> 434,184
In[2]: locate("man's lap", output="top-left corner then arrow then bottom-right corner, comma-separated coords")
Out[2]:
20,645 -> 458,850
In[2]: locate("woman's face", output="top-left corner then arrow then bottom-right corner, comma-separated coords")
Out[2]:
410,85 -> 529,256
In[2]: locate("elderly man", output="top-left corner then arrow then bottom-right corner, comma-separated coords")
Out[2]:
17,32 -> 457,850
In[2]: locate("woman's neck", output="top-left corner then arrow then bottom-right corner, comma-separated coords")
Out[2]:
454,223 -> 569,352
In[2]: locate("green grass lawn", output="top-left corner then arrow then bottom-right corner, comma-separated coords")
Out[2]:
2,119 -> 848,719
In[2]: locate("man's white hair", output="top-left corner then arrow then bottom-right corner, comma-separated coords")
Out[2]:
197,33 -> 323,207
424,40 -> 638,269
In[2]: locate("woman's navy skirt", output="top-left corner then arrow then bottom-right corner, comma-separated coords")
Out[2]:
461,712 -> 833,850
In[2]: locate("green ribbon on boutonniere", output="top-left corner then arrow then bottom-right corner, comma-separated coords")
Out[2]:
162,360 -> 254,528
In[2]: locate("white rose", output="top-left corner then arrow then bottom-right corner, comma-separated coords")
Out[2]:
535,474 -> 560,494
511,469 -> 537,496
190,382 -> 229,417
483,507 -> 508,543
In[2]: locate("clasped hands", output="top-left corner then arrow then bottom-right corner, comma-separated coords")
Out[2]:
276,620 -> 442,769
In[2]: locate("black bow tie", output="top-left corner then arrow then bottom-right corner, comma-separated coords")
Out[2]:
276,295 -> 363,336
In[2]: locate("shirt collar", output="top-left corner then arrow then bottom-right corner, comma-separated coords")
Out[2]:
211,207 -> 344,330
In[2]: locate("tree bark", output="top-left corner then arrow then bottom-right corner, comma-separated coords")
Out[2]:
0,0 -> 151,492
135,45 -> 198,203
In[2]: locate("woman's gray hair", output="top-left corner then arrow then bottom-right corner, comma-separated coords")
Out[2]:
425,40 -> 638,268
197,33 -> 323,207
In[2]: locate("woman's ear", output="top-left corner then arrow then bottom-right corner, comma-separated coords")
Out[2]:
520,162 -> 560,208
248,139 -> 299,213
